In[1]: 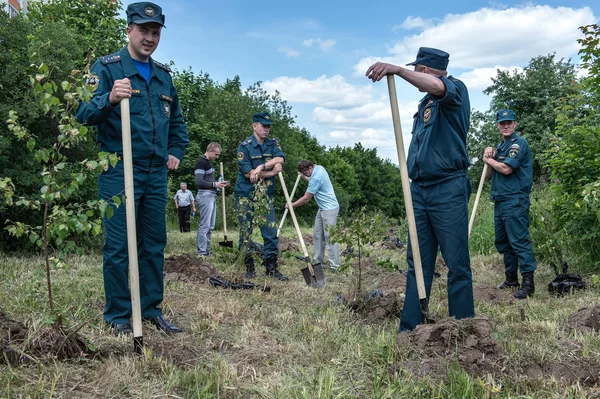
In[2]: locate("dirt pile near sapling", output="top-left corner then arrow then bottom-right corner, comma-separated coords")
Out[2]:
164,254 -> 221,283
278,237 -> 299,253
397,315 -> 509,378
568,305 -> 600,334
473,284 -> 516,305
1,312 -> 92,363
377,271 -> 407,294
0,310 -> 28,364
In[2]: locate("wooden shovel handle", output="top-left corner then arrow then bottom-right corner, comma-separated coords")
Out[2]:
220,162 -> 227,234
277,173 -> 301,236
386,75 -> 426,301
277,172 -> 313,273
121,98 -> 143,348
469,163 -> 488,238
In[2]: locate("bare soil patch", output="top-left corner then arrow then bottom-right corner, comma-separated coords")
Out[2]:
397,315 -> 508,378
377,271 -> 407,294
278,236 -> 299,253
1,312 -> 92,364
568,305 -> 600,334
164,254 -> 221,283
473,284 -> 516,305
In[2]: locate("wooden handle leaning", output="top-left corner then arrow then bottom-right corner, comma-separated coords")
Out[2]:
220,162 -> 227,234
468,163 -> 488,238
121,98 -> 143,351
277,173 -> 301,236
386,75 -> 426,301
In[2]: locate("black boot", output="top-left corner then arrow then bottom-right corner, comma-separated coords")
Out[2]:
264,257 -> 288,281
245,254 -> 256,279
498,271 -> 520,289
513,272 -> 535,299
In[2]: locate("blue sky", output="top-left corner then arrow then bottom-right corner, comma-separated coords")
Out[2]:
122,0 -> 598,163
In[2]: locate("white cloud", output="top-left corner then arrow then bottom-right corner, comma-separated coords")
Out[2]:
278,46 -> 299,58
392,16 -> 434,31
263,75 -> 377,108
456,66 -> 523,90
302,38 -> 337,52
355,5 -> 595,75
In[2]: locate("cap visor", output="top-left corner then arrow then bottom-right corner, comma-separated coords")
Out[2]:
130,17 -> 165,27
406,61 -> 418,66
260,120 -> 272,125
496,117 -> 515,122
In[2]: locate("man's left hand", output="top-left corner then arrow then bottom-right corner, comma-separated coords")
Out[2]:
167,155 -> 180,170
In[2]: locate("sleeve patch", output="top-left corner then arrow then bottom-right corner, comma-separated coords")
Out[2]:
86,74 -> 100,92
237,152 -> 245,161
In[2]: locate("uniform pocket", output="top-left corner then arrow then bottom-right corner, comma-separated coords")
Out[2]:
157,93 -> 173,119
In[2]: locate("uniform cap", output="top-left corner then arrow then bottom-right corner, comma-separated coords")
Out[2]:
496,109 -> 517,122
252,111 -> 272,125
127,2 -> 166,27
406,47 -> 449,70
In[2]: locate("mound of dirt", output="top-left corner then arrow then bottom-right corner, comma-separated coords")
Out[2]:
278,236 -> 299,253
521,359 -> 600,386
397,315 -> 508,378
377,272 -> 407,294
473,284 -> 516,305
1,312 -> 92,364
164,254 -> 221,283
0,310 -> 29,364
339,289 -> 403,323
568,305 -> 600,334
302,234 -> 313,245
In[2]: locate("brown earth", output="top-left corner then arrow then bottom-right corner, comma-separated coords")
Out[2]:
473,284 -> 516,305
567,305 -> 600,334
1,312 -> 92,364
397,314 -> 600,386
278,236 -> 300,253
397,315 -> 509,378
164,254 -> 221,283
377,271 -> 407,294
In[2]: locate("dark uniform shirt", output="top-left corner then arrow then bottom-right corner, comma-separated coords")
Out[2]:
406,75 -> 470,185
76,47 -> 189,170
490,133 -> 533,201
234,134 -> 285,198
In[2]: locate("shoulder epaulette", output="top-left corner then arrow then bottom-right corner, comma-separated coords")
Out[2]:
100,53 -> 122,65
241,139 -> 252,146
153,60 -> 171,73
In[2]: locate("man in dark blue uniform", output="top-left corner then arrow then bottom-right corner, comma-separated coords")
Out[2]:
483,110 -> 536,299
234,112 -> 288,281
366,47 -> 474,331
76,2 -> 188,335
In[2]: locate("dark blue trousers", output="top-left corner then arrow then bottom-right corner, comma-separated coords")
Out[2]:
99,162 -> 167,324
399,175 -> 474,332
494,198 -> 536,274
236,196 -> 279,259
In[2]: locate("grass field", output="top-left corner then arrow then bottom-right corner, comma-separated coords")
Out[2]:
1,218 -> 600,398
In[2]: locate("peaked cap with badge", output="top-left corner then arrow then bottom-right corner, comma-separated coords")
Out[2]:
252,111 -> 272,125
496,109 -> 517,122
126,2 -> 166,27
406,47 -> 450,71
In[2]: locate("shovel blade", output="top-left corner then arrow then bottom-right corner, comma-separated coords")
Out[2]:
419,298 -> 435,324
301,267 -> 314,286
311,263 -> 327,289
219,236 -> 233,248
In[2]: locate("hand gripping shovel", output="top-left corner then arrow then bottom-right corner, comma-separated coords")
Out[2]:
468,164 -> 488,238
277,172 -> 326,288
121,98 -> 144,353
386,75 -> 434,324
218,162 -> 233,248
277,174 -> 301,237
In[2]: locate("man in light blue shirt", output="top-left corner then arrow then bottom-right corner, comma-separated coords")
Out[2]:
288,160 -> 340,270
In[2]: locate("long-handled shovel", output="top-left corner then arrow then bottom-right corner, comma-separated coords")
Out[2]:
121,98 -> 143,353
468,164 -> 488,238
277,174 -> 301,237
218,162 -> 233,248
277,172 -> 326,288
386,75 -> 434,324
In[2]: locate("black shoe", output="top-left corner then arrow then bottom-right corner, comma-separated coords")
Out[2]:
113,322 -> 133,336
513,272 -> 535,299
147,316 -> 183,334
264,256 -> 288,281
245,254 -> 256,279
498,271 -> 520,289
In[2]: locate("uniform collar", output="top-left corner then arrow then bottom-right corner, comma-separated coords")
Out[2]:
249,134 -> 264,148
120,47 -> 161,82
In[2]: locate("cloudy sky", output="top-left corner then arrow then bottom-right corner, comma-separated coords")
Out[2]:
124,0 -> 599,163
